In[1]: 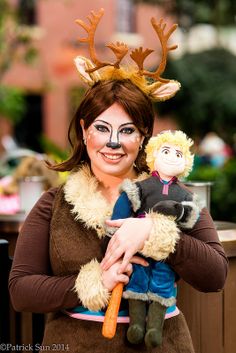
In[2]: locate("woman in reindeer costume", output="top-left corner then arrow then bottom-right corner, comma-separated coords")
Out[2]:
9,9 -> 228,353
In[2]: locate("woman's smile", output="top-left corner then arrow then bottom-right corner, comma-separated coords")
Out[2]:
100,152 -> 125,162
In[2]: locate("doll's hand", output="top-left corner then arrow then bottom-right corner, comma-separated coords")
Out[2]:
101,218 -> 152,273
153,200 -> 184,219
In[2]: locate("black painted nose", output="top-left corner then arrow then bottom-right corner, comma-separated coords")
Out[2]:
106,142 -> 121,149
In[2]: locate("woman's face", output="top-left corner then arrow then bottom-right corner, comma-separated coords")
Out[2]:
81,103 -> 144,179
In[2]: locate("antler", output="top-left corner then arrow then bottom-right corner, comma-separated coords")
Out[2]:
76,8 -> 129,73
75,8 -> 110,72
106,42 -> 129,68
143,18 -> 178,83
130,47 -> 154,72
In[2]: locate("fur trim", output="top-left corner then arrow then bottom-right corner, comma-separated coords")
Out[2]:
74,259 -> 110,311
148,292 -> 176,307
178,202 -> 199,229
105,225 -> 118,237
192,191 -> 205,210
179,193 -> 204,229
64,165 -> 148,238
141,212 -> 180,261
123,290 -> 148,301
119,179 -> 141,212
64,164 -> 112,238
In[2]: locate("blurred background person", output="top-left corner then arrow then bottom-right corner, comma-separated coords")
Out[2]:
198,132 -> 233,167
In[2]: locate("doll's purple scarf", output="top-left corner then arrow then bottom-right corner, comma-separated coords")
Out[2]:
151,171 -> 177,195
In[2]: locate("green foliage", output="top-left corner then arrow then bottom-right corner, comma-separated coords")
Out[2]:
39,135 -> 69,161
187,158 -> 236,222
23,45 -> 37,64
0,0 -> 38,123
134,0 -> 236,25
155,48 -> 236,143
0,85 -> 26,123
174,0 -> 236,26
69,86 -> 86,116
0,0 -> 38,74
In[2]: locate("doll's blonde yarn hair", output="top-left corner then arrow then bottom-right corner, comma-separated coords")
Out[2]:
145,130 -> 194,178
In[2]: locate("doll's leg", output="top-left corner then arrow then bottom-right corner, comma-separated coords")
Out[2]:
145,301 -> 166,348
127,299 -> 147,344
123,263 -> 150,344
145,261 -> 176,348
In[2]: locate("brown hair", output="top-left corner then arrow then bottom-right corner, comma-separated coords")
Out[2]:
49,79 -> 155,173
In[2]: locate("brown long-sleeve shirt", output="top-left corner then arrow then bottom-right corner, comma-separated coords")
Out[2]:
9,187 -> 228,313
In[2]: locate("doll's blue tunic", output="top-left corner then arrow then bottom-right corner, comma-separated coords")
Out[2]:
111,185 -> 177,306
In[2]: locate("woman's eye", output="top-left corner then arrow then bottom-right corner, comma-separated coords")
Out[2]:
94,124 -> 109,133
120,127 -> 135,135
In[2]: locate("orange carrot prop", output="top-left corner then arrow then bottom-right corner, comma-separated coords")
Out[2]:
102,282 -> 124,339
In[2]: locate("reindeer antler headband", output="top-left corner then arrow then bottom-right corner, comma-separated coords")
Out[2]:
74,8 -> 181,102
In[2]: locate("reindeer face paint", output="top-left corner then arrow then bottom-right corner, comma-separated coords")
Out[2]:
81,103 -> 144,179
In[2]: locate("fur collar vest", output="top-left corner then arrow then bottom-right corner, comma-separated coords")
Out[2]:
64,164 -> 147,238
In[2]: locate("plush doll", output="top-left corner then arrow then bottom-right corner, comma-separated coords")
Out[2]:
104,130 -> 202,349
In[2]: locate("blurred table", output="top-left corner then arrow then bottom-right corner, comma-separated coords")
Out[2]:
178,220 -> 236,353
0,212 -> 26,257
0,211 -> 32,346
215,220 -> 236,257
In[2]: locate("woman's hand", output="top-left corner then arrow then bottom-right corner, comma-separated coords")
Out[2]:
101,256 -> 149,291
101,261 -> 131,291
101,217 -> 152,274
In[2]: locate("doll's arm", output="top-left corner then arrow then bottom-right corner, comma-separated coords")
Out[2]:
153,196 -> 201,229
112,192 -> 133,219
105,192 -> 133,240
153,200 -> 184,219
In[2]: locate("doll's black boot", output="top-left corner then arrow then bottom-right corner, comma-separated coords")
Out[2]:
127,299 -> 146,344
144,301 -> 166,349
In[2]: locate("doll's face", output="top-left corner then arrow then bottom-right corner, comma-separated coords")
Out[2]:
154,143 -> 186,180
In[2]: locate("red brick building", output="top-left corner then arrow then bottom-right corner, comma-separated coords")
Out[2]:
3,0 -> 177,150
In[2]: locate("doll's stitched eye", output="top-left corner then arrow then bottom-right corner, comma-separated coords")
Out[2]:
176,151 -> 183,158
94,124 -> 110,133
162,148 -> 170,155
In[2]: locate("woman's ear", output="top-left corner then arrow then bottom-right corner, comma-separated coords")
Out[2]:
140,127 -> 148,145
80,119 -> 86,140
